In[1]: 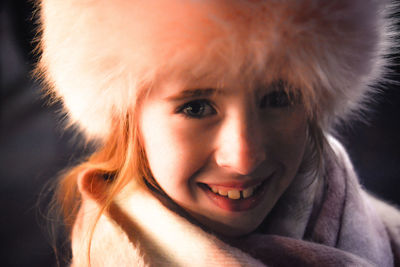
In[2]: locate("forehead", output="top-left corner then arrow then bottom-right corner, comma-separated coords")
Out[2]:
147,76 -> 293,103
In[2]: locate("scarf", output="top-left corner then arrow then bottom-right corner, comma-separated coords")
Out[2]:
71,138 -> 399,266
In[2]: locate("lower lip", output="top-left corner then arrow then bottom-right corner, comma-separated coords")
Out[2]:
198,178 -> 270,212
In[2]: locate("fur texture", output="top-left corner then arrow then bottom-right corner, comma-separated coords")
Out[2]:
37,0 -> 392,142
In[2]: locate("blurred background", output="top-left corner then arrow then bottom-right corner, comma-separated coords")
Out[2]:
1,1 -> 400,266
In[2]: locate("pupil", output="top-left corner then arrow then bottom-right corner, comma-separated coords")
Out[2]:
274,91 -> 288,106
187,102 -> 203,115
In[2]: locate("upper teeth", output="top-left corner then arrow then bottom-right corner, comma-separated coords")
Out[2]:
209,184 -> 260,200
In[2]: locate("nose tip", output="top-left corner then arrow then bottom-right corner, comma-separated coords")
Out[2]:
215,128 -> 266,175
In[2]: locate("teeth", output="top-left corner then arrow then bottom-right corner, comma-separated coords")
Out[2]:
218,189 -> 228,196
209,183 -> 260,199
227,190 -> 241,200
242,187 -> 254,199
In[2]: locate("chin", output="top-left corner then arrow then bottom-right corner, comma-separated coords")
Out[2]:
195,212 -> 267,237
212,220 -> 262,237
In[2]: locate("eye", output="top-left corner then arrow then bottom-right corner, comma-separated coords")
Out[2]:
177,99 -> 216,119
259,90 -> 292,108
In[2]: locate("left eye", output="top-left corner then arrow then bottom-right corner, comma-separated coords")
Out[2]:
259,90 -> 292,108
177,99 -> 216,119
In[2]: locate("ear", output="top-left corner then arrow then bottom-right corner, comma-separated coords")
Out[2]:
77,169 -> 110,203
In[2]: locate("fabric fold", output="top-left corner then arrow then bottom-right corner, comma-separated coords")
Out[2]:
71,137 -> 398,266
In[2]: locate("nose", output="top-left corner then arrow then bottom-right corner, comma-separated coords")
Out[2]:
214,113 -> 266,175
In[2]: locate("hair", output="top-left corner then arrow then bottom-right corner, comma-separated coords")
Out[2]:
49,101 -> 327,265
49,106 -> 154,264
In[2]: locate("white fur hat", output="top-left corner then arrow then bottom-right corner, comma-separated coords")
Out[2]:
37,0 -> 393,142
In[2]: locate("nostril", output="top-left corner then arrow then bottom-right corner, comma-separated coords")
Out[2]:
215,145 -> 266,175
214,114 -> 265,174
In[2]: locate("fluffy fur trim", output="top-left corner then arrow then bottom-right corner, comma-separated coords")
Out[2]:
37,0 -> 393,141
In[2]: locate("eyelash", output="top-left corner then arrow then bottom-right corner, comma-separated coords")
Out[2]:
176,99 -> 217,119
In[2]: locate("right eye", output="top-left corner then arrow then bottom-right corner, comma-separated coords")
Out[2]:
259,90 -> 292,108
177,99 -> 216,119
259,80 -> 299,109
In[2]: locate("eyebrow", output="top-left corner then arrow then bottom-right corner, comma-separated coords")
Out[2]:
165,88 -> 223,101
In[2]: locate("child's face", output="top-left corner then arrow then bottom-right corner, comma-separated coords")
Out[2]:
139,78 -> 308,236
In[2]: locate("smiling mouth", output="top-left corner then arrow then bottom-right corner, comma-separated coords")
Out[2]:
197,177 -> 270,212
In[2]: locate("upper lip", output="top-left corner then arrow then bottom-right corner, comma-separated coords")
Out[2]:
198,173 -> 273,190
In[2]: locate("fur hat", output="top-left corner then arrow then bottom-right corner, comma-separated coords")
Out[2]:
37,0 -> 393,142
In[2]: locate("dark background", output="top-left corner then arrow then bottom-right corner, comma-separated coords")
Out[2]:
1,1 -> 399,266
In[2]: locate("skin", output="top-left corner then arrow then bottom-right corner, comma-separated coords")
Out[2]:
138,78 -> 308,236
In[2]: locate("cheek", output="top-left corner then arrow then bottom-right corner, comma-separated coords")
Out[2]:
139,108 -> 210,194
140,114 -> 182,187
267,110 -> 308,171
